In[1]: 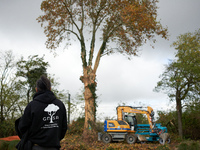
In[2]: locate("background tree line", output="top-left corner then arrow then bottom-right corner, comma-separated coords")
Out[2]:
0,51 -> 71,137
155,29 -> 200,139
1,28 -> 200,141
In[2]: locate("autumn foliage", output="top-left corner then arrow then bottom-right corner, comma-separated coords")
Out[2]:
37,0 -> 168,140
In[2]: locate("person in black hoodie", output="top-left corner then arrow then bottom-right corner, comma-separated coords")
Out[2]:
16,75 -> 67,150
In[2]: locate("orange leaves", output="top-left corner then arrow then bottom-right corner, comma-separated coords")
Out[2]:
38,0 -> 168,56
110,0 -> 167,52
61,133 -> 174,150
121,1 -> 155,30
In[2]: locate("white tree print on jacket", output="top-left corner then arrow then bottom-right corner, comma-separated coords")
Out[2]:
44,104 -> 59,123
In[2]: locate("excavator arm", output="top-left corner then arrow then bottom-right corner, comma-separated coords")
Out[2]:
116,106 -> 155,129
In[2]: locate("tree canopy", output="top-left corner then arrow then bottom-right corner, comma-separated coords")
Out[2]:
154,29 -> 200,138
38,0 -> 167,65
16,55 -> 49,104
0,51 -> 19,122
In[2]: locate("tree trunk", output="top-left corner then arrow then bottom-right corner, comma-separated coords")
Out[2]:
0,83 -> 4,123
0,103 -> 3,123
176,90 -> 183,138
27,88 -> 30,104
84,86 -> 95,129
0,91 -> 4,123
80,67 -> 97,142
68,93 -> 71,124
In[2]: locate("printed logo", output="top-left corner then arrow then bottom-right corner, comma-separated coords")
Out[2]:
44,104 -> 59,123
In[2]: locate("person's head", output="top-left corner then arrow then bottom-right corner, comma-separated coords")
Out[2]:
36,75 -> 51,92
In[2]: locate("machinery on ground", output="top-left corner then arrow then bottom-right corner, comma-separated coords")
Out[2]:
98,106 -> 170,144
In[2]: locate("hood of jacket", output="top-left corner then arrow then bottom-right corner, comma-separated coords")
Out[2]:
33,90 -> 56,104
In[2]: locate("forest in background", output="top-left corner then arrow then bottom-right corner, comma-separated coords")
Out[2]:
1,30 -> 200,141
1,0 -> 200,149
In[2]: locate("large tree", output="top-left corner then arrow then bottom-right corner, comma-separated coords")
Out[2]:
37,0 -> 167,138
154,29 -> 200,138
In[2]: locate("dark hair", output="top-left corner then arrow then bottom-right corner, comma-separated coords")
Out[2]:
36,75 -> 51,92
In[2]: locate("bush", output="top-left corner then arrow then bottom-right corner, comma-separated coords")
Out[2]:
95,121 -> 104,132
182,106 -> 200,140
0,140 -> 19,150
0,119 -> 16,138
155,144 -> 170,150
156,110 -> 178,134
156,105 -> 200,140
68,117 -> 104,134
177,142 -> 200,150
190,142 -> 200,150
68,117 -> 85,134
177,143 -> 189,150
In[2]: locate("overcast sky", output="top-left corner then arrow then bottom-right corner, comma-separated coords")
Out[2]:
0,0 -> 200,121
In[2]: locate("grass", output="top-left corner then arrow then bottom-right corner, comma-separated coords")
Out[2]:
0,140 -> 19,150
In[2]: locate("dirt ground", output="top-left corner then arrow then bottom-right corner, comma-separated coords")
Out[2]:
1,135 -> 199,150
60,134 -> 180,150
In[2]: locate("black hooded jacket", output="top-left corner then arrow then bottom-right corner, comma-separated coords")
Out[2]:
18,90 -> 67,148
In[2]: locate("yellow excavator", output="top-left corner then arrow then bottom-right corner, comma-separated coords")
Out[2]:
98,106 -> 170,144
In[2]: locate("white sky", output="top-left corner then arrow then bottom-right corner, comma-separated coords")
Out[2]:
0,0 -> 200,121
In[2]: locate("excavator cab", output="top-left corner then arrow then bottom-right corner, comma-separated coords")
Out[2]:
124,115 -> 137,131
